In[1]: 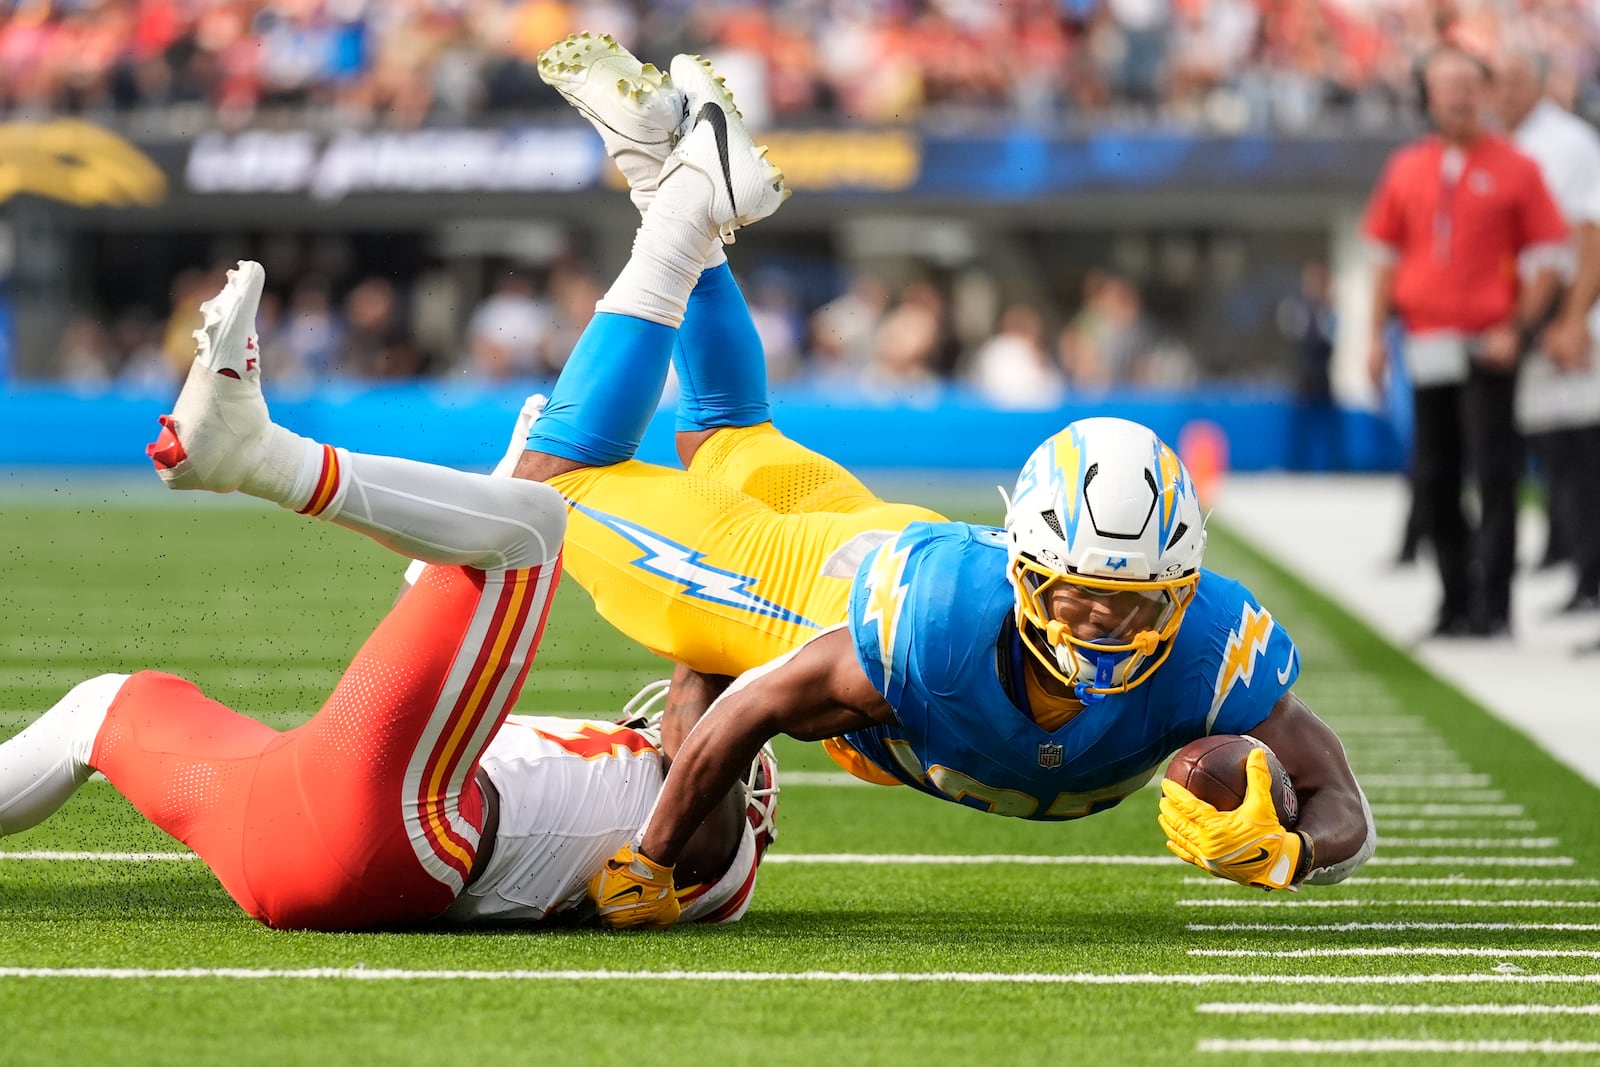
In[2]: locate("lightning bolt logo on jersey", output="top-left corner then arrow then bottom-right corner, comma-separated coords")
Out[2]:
571,502 -> 820,627
841,522 -> 1299,821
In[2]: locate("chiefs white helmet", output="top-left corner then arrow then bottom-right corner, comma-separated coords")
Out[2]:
1003,417 -> 1206,700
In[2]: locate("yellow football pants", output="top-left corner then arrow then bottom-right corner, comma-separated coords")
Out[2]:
547,423 -> 946,678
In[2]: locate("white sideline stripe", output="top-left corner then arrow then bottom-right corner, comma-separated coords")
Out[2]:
1197,1039 -> 1600,1054
1372,805 -> 1524,816
780,772 -> 874,787
0,850 -> 1186,868
1188,922 -> 1600,933
1179,898 -> 1600,909
1376,820 -> 1539,832
765,853 -> 1182,866
1366,790 -> 1506,802
1359,774 -> 1492,788
1379,837 -> 1559,849
1181,876 -> 1599,888
1196,1003 -> 1600,1016
1192,948 -> 1600,959
5,968 -> 1600,986
0,851 -> 197,862
1368,856 -> 1574,867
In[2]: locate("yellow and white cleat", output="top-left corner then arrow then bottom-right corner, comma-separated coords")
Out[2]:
537,32 -> 686,208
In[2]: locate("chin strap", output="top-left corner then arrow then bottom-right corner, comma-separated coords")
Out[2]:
1074,654 -> 1118,704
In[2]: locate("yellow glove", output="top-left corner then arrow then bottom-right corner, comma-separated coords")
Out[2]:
588,843 -> 682,929
1159,747 -> 1305,890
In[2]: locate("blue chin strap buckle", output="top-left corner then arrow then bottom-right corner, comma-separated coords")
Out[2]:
1074,653 -> 1120,704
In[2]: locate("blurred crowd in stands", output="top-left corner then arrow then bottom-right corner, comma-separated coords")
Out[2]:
54,250 -> 1212,405
4,0 -> 1598,132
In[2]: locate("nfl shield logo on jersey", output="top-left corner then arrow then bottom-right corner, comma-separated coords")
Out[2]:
1037,743 -> 1064,769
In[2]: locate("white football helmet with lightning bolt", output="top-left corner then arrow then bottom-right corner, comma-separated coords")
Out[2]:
1003,417 -> 1206,701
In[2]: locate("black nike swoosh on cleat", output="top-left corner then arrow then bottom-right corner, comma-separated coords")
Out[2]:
696,101 -> 737,215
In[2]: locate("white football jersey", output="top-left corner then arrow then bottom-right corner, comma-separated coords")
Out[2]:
438,715 -> 758,925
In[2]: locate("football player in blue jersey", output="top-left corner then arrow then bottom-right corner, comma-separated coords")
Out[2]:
515,33 -> 1377,928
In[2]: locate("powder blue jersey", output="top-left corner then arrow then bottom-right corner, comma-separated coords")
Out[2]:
843,522 -> 1299,820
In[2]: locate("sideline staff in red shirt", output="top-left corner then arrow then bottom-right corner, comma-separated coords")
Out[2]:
1365,46 -> 1567,637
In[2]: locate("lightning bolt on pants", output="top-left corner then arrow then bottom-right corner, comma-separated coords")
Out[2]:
88,558 -> 560,930
547,422 -> 945,677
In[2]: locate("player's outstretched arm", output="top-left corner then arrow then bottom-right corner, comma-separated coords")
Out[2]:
1244,692 -> 1375,885
589,629 -> 893,928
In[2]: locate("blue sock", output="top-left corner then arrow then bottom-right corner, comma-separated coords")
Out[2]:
525,312 -> 677,466
673,263 -> 772,433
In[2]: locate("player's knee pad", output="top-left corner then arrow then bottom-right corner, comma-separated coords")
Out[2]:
497,479 -> 568,570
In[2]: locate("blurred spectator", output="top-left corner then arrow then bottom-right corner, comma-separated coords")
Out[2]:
745,274 -> 804,382
280,278 -> 343,383
466,272 -> 552,380
862,282 -> 945,394
57,316 -> 117,384
1275,259 -> 1341,471
1497,47 -> 1600,615
1058,270 -> 1156,388
969,303 -> 1065,409
1362,46 -> 1567,638
339,277 -> 423,379
160,267 -> 215,378
809,274 -> 890,385
6,1 -> 1598,133
542,262 -> 603,373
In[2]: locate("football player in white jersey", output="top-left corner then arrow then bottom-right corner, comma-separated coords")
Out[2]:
0,260 -> 773,931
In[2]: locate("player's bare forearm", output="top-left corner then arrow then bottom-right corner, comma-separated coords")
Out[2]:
1249,692 -> 1373,881
639,629 -> 892,866
1564,223 -> 1600,320
659,664 -> 732,763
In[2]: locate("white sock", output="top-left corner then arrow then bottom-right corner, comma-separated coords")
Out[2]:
0,674 -> 127,837
596,169 -> 721,328
321,451 -> 567,571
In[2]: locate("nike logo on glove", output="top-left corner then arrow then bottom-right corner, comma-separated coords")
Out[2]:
608,883 -> 648,903
697,101 -> 737,214
1230,847 -> 1271,869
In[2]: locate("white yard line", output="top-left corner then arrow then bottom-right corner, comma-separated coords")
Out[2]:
1363,790 -> 1507,802
1191,948 -> 1600,959
0,852 -> 196,862
1179,898 -> 1600,909
1181,876 -> 1598,888
1371,805 -> 1524,817
1188,922 -> 1600,933
1358,775 -> 1493,788
1367,856 -> 1574,867
1375,820 -> 1539,832
778,772 -> 875,787
1196,1003 -> 1600,1016
0,851 -> 1189,867
1197,1039 -> 1600,1054
3,968 -> 1600,986
1361,837 -> 1560,849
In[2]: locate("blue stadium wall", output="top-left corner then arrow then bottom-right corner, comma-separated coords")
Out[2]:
0,386 -> 1401,474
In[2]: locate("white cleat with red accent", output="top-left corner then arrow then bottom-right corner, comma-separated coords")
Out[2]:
148,260 -> 295,497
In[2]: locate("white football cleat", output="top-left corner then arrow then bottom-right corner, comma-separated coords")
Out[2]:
148,261 -> 277,493
657,54 -> 787,242
537,32 -> 686,210
489,393 -> 549,478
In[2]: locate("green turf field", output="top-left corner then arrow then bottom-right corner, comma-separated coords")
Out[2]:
2,489 -> 1598,1065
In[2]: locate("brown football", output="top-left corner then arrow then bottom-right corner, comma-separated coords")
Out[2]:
1165,734 -> 1299,828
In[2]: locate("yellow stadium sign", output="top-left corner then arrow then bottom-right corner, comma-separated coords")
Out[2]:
603,129 -> 921,193
0,119 -> 166,208
759,131 -> 919,191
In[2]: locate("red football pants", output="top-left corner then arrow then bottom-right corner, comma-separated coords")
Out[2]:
89,560 -> 560,930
